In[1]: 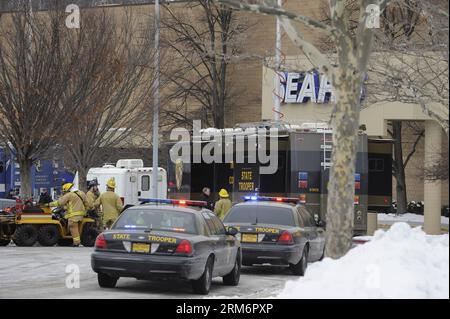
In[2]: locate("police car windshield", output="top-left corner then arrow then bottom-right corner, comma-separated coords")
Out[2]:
114,209 -> 198,234
224,205 -> 295,227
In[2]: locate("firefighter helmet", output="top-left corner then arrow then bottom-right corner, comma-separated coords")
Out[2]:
106,178 -> 116,189
62,183 -> 73,193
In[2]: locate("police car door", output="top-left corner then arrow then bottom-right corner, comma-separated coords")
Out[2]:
298,207 -> 321,261
203,212 -> 228,275
211,214 -> 235,273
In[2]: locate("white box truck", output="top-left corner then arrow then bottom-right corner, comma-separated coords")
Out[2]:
73,159 -> 167,206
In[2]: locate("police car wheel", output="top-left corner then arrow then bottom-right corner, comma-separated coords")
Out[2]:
13,225 -> 38,247
192,256 -> 213,295
37,225 -> 60,246
290,244 -> 309,276
0,239 -> 10,246
223,252 -> 241,286
98,273 -> 118,288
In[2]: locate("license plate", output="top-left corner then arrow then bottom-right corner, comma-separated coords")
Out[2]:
241,233 -> 258,243
132,243 -> 151,253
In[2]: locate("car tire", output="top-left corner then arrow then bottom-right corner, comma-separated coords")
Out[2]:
13,225 -> 38,247
98,273 -> 118,288
192,256 -> 213,295
0,239 -> 10,246
81,224 -> 99,247
37,225 -> 60,246
290,244 -> 309,276
223,252 -> 241,286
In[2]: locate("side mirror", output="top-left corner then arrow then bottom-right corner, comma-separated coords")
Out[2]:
226,226 -> 239,236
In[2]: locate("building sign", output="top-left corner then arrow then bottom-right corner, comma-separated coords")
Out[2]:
279,71 -> 334,104
277,71 -> 366,104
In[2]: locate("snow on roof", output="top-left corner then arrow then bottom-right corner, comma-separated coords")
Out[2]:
278,222 -> 449,299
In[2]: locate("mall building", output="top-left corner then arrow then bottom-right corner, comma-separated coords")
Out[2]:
1,1 -> 448,234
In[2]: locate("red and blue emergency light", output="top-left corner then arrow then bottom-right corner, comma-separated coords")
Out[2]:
138,198 -> 207,207
242,196 -> 300,204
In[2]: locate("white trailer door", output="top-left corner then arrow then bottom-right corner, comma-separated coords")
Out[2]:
137,173 -> 152,200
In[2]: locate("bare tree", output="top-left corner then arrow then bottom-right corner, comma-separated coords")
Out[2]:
161,0 -> 250,129
388,121 -> 424,214
361,0 -> 448,211
214,0 -> 389,258
59,9 -> 157,191
0,6 -> 87,198
367,0 -> 449,136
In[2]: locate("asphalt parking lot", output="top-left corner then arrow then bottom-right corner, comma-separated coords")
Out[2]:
0,245 -> 293,299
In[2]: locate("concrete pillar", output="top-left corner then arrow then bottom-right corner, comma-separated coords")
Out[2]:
367,211 -> 378,236
424,121 -> 442,235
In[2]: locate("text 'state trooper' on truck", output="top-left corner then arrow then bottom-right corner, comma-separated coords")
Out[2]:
166,121 -> 392,236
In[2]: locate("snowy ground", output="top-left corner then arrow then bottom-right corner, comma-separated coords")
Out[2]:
278,223 -> 449,299
1,222 -> 448,299
378,213 -> 449,227
0,245 -> 289,298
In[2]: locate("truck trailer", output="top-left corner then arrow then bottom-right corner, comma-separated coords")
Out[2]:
73,159 -> 168,206
166,122 -> 392,235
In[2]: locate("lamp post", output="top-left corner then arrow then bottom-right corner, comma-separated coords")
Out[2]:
273,0 -> 282,121
151,0 -> 160,198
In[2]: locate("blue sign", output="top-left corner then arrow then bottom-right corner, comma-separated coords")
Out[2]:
0,147 -> 73,198
298,172 -> 308,181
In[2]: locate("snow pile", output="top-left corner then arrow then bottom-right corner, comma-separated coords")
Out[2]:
378,213 -> 449,226
278,223 -> 449,299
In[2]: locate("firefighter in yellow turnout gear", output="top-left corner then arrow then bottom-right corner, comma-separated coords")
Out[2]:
86,180 -> 100,207
49,183 -> 91,246
214,189 -> 232,220
95,178 -> 123,230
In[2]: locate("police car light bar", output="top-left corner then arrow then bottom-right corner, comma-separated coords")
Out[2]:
138,198 -> 207,207
242,196 -> 300,204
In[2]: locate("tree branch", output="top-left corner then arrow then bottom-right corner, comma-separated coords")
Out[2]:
214,0 -> 340,38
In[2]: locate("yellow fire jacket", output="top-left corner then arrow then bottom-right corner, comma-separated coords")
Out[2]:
86,190 -> 99,209
214,198 -> 232,220
50,191 -> 89,219
95,191 -> 123,222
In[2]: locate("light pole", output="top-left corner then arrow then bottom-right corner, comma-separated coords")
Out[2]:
273,0 -> 282,121
151,0 -> 160,198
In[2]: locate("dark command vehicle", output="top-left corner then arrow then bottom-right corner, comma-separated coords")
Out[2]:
167,121 -> 393,236
91,199 -> 241,295
223,196 -> 326,275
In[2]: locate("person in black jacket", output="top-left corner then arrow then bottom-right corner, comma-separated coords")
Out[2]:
200,187 -> 214,210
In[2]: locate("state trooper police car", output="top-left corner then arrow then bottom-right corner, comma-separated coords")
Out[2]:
223,196 -> 326,276
91,199 -> 241,295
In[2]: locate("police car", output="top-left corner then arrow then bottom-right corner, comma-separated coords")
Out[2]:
91,199 -> 241,295
223,196 -> 326,276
